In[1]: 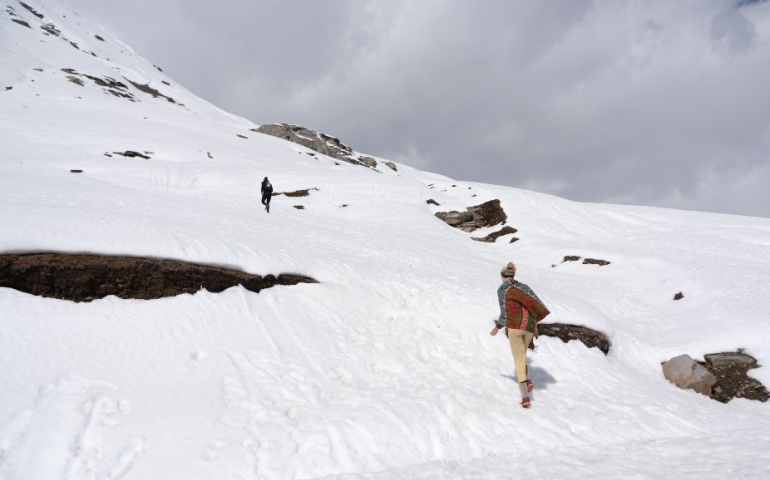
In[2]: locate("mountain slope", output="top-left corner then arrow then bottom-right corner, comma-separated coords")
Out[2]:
2,2 -> 770,479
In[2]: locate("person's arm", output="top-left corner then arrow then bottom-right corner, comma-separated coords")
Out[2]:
490,284 -> 506,335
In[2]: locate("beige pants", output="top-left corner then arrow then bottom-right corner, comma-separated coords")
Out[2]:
508,329 -> 534,383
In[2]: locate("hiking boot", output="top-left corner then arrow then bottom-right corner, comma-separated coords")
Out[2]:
520,397 -> 531,408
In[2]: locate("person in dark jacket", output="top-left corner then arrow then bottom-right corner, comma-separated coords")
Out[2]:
490,262 -> 550,408
261,177 -> 273,212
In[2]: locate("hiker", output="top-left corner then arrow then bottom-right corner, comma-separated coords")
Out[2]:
490,262 -> 550,408
261,177 -> 273,212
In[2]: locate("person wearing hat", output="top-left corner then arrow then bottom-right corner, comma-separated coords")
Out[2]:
490,262 -> 550,408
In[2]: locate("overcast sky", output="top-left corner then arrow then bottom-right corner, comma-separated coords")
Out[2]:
64,0 -> 770,218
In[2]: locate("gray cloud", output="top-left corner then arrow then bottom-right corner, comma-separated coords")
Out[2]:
65,0 -> 770,218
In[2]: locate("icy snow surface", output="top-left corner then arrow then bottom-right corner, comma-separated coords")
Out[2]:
2,1 -> 770,479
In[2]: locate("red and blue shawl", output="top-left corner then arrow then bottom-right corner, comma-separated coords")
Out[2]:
497,280 -> 550,333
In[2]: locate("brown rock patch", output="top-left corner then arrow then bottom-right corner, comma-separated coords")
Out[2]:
699,351 -> 769,403
275,188 -> 318,198
435,199 -> 507,233
472,226 -> 518,243
583,258 -> 610,266
111,151 -> 151,159
0,253 -> 317,303
538,323 -> 610,355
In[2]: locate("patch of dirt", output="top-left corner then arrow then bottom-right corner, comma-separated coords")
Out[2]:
0,253 -> 317,303
111,151 -> 151,159
472,226 -> 518,243
583,258 -> 610,266
538,323 -> 610,355
275,188 -> 318,197
554,256 -> 610,267
698,351 -> 769,403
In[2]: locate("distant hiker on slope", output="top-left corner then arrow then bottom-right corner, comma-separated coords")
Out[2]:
261,177 -> 273,213
490,262 -> 550,408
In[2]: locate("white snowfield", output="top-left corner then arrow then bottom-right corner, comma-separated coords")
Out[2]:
2,2 -> 770,479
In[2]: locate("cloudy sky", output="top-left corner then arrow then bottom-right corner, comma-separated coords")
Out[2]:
65,0 -> 770,218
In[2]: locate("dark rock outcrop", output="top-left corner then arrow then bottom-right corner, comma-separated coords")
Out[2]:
700,351 -> 768,403
274,188 -> 318,198
538,323 -> 610,355
0,253 -> 317,302
583,258 -> 611,266
472,226 -> 518,243
435,199 -> 507,233
254,123 -> 375,169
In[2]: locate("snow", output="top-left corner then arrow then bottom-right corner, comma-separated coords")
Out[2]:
2,1 -> 770,479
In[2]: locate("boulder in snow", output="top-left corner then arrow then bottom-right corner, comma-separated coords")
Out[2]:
662,354 -> 716,397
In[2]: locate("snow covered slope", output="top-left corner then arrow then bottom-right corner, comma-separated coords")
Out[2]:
2,1 -> 770,479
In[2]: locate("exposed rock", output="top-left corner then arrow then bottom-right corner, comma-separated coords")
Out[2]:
125,79 -> 176,103
674,292 -> 684,300
293,205 -> 305,209
563,256 -> 581,263
662,354 -> 716,397
426,199 -> 440,206
12,18 -> 31,28
61,69 -> 136,100
19,2 -> 44,19
0,253 -> 317,302
472,226 -> 518,243
435,199 -> 507,233
358,156 -> 377,168
705,352 -> 757,368
583,258 -> 610,266
41,23 -> 60,36
384,162 -> 397,171
538,323 -> 610,355
237,134 -> 248,139
275,188 -> 318,197
254,123 -> 373,168
70,169 -> 82,173
435,210 -> 473,227
701,351 -> 768,403
112,151 -> 150,159
95,35 -> 105,41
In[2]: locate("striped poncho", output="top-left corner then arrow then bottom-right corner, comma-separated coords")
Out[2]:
497,280 -> 550,333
